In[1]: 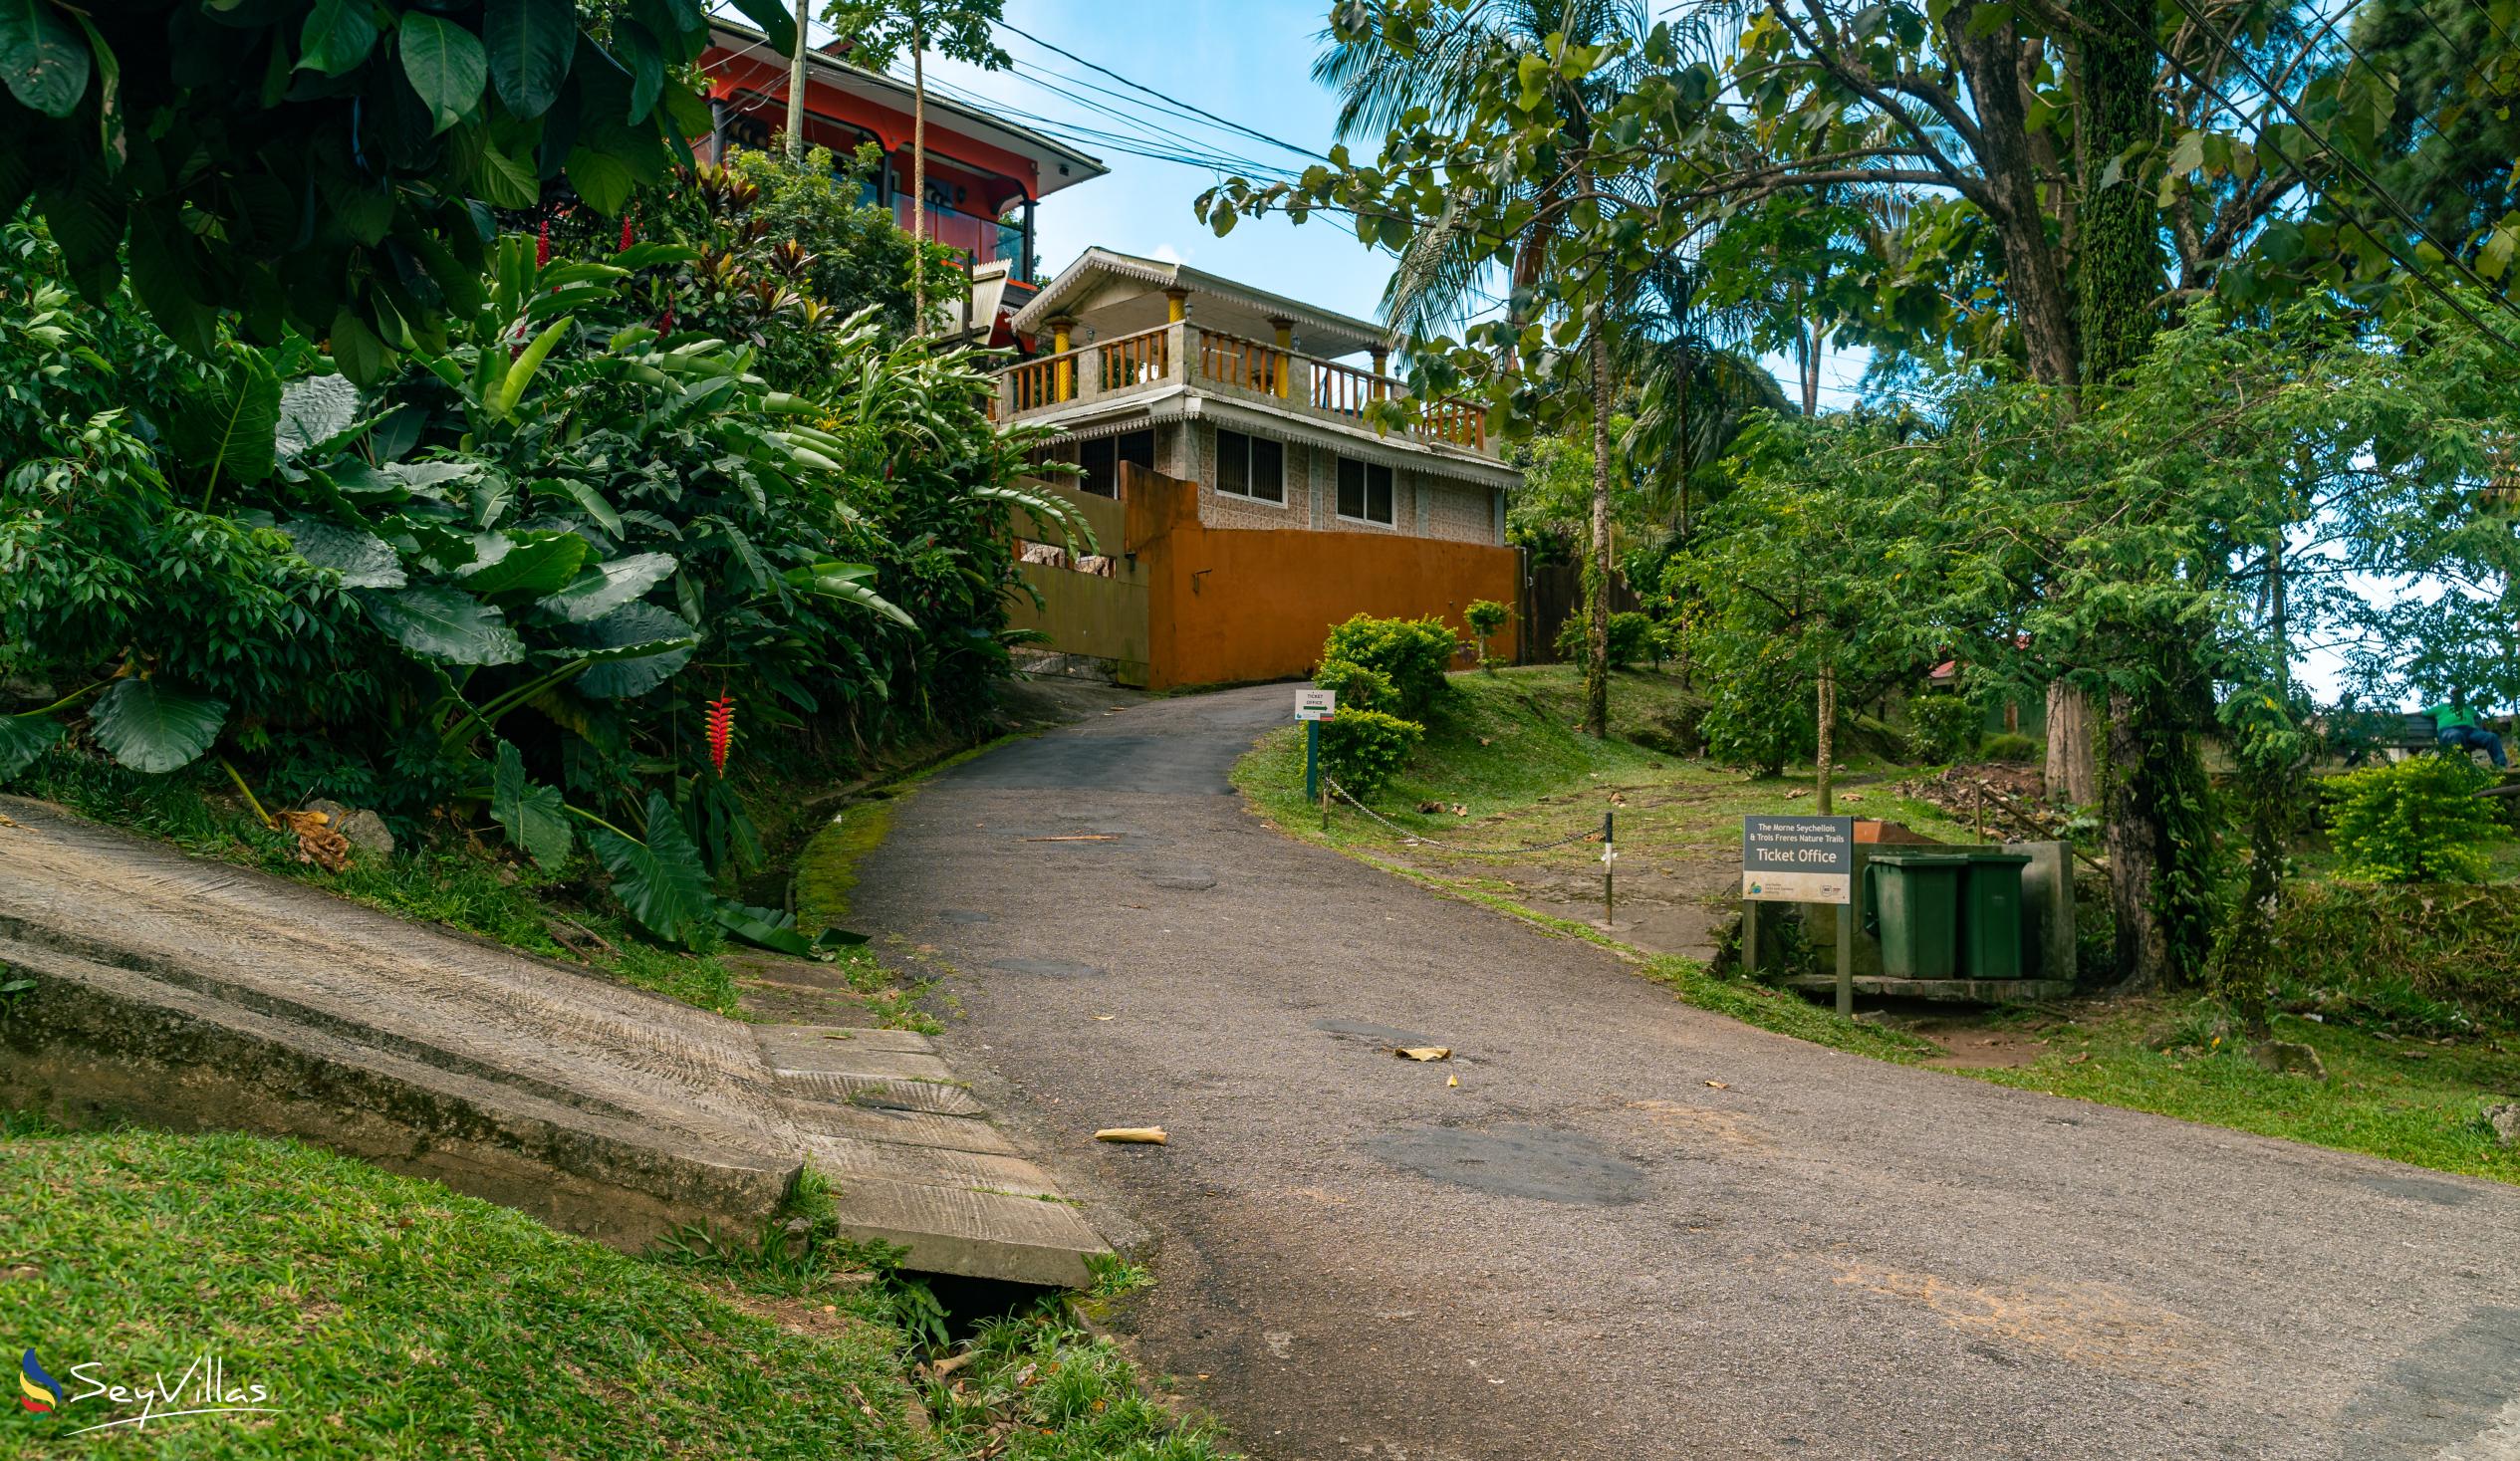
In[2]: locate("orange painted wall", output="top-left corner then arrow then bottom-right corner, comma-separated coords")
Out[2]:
1121,464 -> 1521,690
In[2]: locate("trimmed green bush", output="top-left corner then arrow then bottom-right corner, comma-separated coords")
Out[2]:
1313,657 -> 1396,711
2328,754 -> 2502,882
1979,732 -> 2043,763
1904,693 -> 1980,764
1321,708 -> 1424,797
1322,614 -> 1458,720
1464,598 -> 1512,671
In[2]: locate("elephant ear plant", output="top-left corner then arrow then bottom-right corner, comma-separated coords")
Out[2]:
0,222 -> 1077,956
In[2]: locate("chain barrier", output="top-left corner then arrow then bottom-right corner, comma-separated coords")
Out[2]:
1322,776 -> 1603,856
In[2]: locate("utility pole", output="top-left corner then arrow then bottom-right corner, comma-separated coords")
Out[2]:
785,0 -> 810,164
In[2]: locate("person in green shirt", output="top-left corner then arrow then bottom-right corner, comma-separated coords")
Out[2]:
2426,689 -> 2508,768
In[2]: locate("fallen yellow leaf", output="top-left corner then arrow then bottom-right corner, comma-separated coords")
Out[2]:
1395,1046 -> 1453,1062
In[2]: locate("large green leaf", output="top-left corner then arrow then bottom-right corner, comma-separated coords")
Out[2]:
0,712 -> 62,782
490,740 -> 574,870
89,678 -> 227,775
785,560 -> 914,627
167,352 -> 282,489
485,0 -> 576,120
297,0 -> 378,77
534,476 -> 623,535
713,901 -> 869,957
284,520 -> 406,589
473,141 -> 541,209
564,146 -> 636,216
362,586 -> 526,665
570,601 -> 695,698
719,0 -> 797,55
492,315 -> 573,418
0,0 -> 90,118
541,551 -> 675,621
588,792 -> 711,944
276,373 -> 361,459
399,12 -> 487,135
459,529 -> 588,601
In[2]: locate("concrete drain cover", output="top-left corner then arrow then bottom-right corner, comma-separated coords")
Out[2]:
1140,864 -> 1217,890
1365,1124 -> 1644,1205
937,909 -> 992,924
986,957 -> 1104,979
1315,1018 -> 1434,1047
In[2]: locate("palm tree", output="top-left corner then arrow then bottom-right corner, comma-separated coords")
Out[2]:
1314,0 -> 1663,736
1620,253 -> 1788,543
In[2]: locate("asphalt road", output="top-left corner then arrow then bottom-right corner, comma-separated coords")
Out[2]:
849,684 -> 2520,1461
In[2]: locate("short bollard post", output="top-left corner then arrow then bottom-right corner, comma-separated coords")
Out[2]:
1602,810 -> 1616,926
1837,900 -> 1855,1016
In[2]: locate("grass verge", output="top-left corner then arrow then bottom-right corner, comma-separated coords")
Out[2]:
0,1113 -> 1232,1459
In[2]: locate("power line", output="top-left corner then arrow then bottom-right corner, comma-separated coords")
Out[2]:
2132,0 -> 2520,352
998,20 -> 1334,164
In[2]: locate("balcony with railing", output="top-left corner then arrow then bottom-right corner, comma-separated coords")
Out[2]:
990,322 -> 1490,456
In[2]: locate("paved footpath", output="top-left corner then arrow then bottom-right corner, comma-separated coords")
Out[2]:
849,685 -> 2520,1461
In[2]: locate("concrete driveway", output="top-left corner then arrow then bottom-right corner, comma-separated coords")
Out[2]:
848,684 -> 2520,1461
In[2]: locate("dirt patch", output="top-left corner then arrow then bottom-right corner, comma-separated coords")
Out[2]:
1912,1019 -> 2058,1070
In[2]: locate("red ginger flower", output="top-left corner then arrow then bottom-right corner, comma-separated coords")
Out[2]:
705,696 -> 736,777
536,219 -> 551,268
619,214 -> 634,252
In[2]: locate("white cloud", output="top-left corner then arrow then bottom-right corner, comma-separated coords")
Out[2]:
1146,242 -> 1191,266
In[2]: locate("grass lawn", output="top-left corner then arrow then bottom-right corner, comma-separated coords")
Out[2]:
0,1114 -> 1231,1459
1234,663 -> 2520,1184
1962,1004 -> 2520,1182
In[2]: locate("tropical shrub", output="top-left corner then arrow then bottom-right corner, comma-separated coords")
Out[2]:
1320,708 -> 1424,797
0,219 -> 1076,950
1553,610 -> 1657,669
618,146 -> 934,391
1321,614 -> 1457,720
2327,755 -> 2502,883
1904,693 -> 1980,764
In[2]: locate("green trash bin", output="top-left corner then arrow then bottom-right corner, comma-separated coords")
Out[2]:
1861,852 -> 1969,979
1956,851 -> 2034,979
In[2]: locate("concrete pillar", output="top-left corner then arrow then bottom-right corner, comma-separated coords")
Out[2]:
1165,288 -> 1188,324
1268,315 -> 1293,400
1051,315 -> 1075,402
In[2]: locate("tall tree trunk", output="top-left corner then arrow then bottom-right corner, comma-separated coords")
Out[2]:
910,34 -> 928,331
785,0 -> 809,165
1584,290 -> 1614,738
1953,22 -> 2080,394
2074,0 -> 2163,385
2103,674 -> 2215,991
1801,319 -> 1820,415
1815,656 -> 1836,814
2044,681 -> 2100,804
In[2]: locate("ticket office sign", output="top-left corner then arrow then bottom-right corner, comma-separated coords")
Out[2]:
1741,815 -> 1854,904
